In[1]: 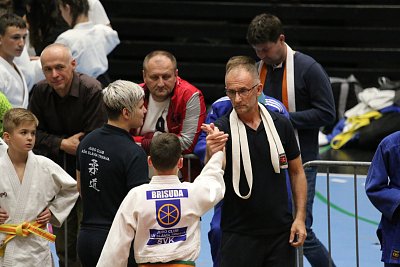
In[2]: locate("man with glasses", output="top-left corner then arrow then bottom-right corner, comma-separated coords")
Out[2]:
194,56 -> 290,267
132,50 -> 206,157
247,13 -> 336,267
203,55 -> 307,267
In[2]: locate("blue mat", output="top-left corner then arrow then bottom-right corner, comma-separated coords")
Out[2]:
197,173 -> 382,267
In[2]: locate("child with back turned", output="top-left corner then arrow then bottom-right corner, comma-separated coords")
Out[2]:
97,132 -> 227,267
0,108 -> 78,266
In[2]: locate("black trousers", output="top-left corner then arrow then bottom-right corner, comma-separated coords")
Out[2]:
53,200 -> 82,267
77,226 -> 137,267
220,230 -> 295,267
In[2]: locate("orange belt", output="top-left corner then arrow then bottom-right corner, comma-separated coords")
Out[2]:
259,61 -> 289,110
0,221 -> 56,256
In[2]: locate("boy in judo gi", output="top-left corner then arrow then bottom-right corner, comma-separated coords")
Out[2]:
0,108 -> 78,266
97,132 -> 227,267
0,14 -> 30,108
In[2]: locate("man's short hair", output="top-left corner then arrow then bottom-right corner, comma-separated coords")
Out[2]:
150,133 -> 182,171
225,55 -> 260,82
3,108 -> 38,133
246,13 -> 283,46
102,80 -> 145,120
0,13 -> 26,35
143,50 -> 177,72
40,43 -> 73,59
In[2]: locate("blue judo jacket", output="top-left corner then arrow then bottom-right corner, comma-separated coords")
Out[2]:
366,131 -> 400,264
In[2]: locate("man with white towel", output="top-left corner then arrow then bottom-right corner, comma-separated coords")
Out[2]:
203,56 -> 307,267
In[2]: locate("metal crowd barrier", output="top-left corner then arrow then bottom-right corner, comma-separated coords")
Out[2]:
297,160 -> 371,267
182,153 -> 201,182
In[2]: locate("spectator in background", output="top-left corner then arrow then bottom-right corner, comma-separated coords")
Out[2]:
76,80 -> 149,267
0,13 -> 29,108
17,0 -> 113,90
24,0 -> 111,56
365,131 -> 400,267
247,13 -> 336,267
29,43 -> 107,267
133,50 -> 206,157
0,0 -> 63,92
24,0 -> 69,55
56,0 -> 120,86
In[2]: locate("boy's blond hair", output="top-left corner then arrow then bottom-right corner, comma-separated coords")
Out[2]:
3,108 -> 38,133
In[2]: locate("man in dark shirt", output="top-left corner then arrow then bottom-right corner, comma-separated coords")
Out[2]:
203,56 -> 307,267
29,43 -> 106,267
247,13 -> 336,267
76,80 -> 149,267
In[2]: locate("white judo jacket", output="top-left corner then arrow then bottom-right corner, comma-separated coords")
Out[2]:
97,151 -> 225,266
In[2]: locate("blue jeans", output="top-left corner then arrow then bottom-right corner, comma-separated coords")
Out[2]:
303,166 -> 336,267
208,201 -> 223,267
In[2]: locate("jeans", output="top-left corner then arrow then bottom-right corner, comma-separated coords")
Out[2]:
208,201 -> 223,267
303,166 -> 336,267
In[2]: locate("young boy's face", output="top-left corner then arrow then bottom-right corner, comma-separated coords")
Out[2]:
0,26 -> 27,61
4,121 -> 36,153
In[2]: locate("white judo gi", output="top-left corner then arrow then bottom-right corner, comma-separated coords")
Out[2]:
55,21 -> 120,78
0,152 -> 79,267
0,57 -> 29,108
97,151 -> 225,267
14,44 -> 44,91
88,0 -> 111,25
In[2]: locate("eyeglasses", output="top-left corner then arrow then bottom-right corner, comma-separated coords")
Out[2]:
225,84 -> 259,98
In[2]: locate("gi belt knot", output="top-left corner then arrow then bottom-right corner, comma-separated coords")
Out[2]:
0,221 -> 56,257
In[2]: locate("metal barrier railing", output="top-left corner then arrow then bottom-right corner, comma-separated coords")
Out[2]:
298,160 -> 371,267
183,153 -> 200,182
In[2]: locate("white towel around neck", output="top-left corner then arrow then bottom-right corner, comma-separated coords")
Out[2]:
229,103 -> 287,199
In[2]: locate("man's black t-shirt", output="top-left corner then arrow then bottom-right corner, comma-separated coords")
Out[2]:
215,110 -> 300,236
